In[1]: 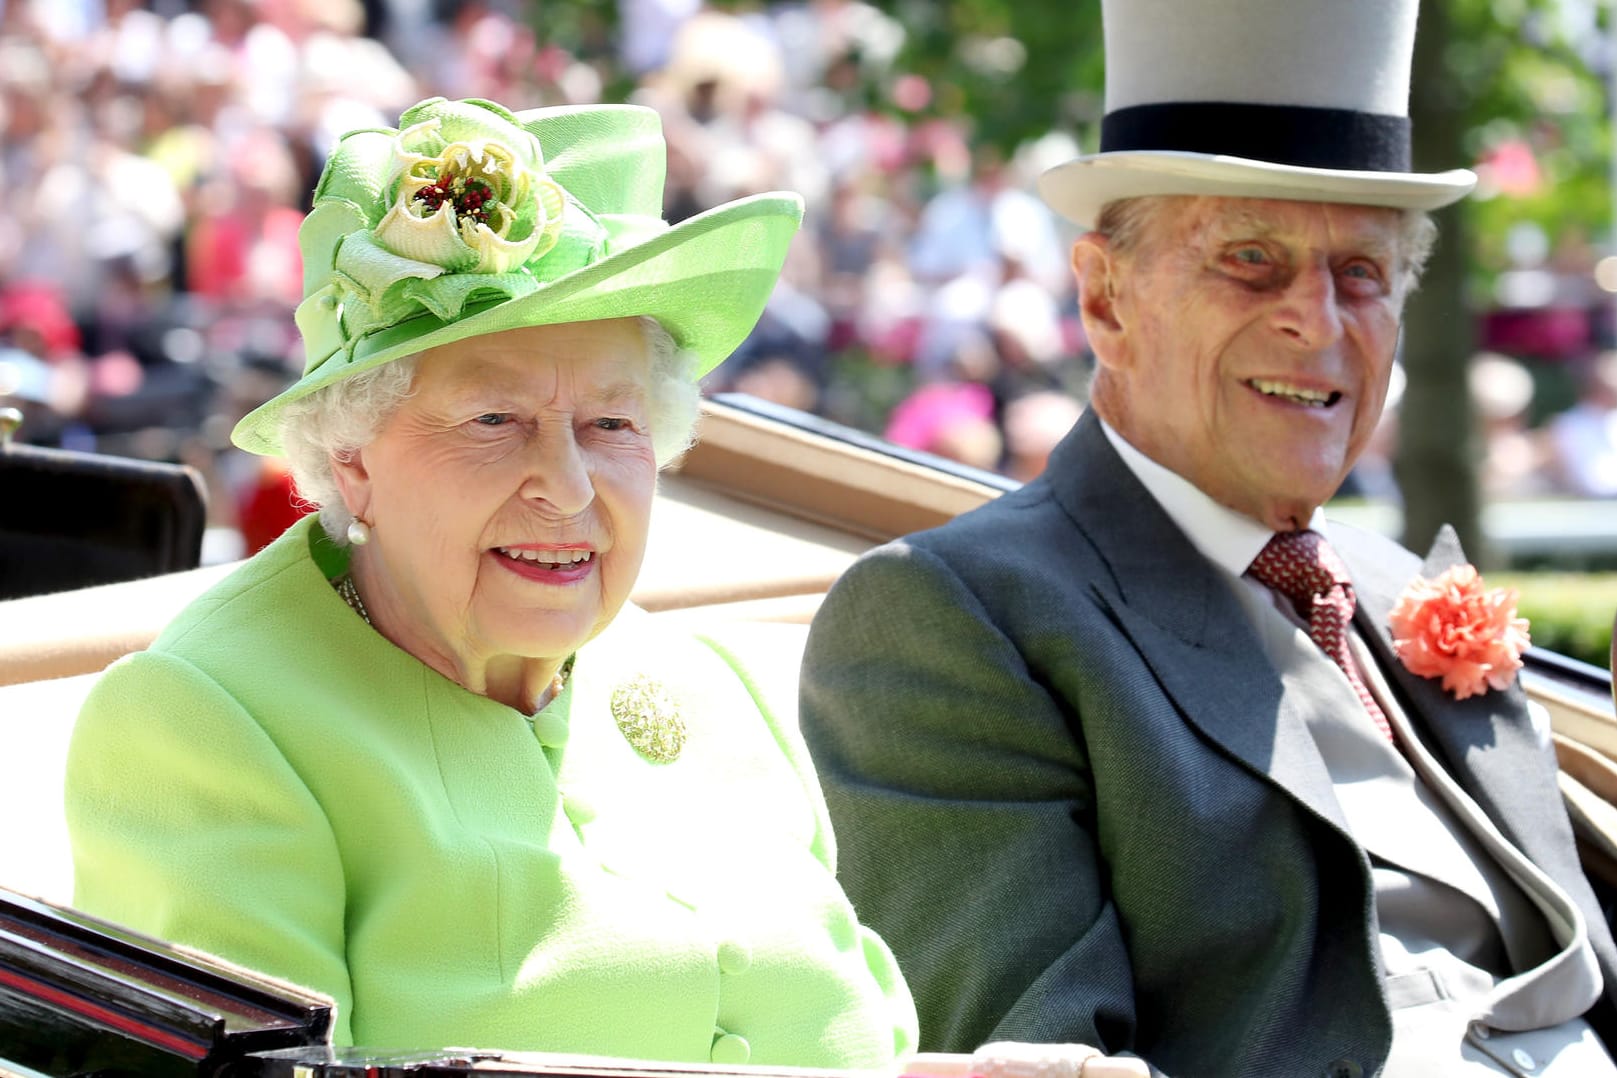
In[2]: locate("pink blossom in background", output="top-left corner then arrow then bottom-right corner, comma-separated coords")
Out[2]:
884,381 -> 995,452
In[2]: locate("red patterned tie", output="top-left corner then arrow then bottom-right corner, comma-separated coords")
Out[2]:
1247,530 -> 1396,742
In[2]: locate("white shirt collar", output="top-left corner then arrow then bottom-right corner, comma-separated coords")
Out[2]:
1098,418 -> 1329,577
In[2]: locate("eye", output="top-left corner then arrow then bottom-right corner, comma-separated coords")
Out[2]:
1337,260 -> 1390,293
473,413 -> 509,426
1219,244 -> 1281,280
594,416 -> 634,432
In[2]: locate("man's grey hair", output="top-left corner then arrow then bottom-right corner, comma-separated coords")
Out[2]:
279,316 -> 699,544
1092,196 -> 1438,294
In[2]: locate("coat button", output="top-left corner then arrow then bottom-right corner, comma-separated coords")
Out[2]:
717,940 -> 752,975
532,712 -> 569,747
561,792 -> 596,825
710,1033 -> 751,1064
1324,1061 -> 1362,1078
1512,1048 -> 1536,1071
827,911 -> 858,951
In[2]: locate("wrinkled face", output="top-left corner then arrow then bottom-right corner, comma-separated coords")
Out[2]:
1081,197 -> 1407,531
339,318 -> 657,675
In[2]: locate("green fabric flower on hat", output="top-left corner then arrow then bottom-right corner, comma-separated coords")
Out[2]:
376,109 -> 565,273
295,97 -> 582,374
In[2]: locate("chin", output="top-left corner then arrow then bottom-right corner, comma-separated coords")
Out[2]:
1260,459 -> 1349,507
487,614 -> 597,661
1260,485 -> 1339,531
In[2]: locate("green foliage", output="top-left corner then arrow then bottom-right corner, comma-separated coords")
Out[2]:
820,349 -> 917,433
1445,0 -> 1614,277
863,0 -> 1611,264
1495,572 -> 1617,670
867,0 -> 1104,151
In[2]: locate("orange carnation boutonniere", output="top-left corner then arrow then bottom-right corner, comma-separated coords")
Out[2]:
1388,564 -> 1531,701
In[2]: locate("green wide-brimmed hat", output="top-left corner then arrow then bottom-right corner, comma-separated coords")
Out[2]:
233,97 -> 804,456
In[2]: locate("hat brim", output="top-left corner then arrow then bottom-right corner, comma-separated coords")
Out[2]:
1038,151 -> 1477,229
232,190 -> 804,456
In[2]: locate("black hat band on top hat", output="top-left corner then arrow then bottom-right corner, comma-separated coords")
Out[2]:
1100,102 -> 1412,173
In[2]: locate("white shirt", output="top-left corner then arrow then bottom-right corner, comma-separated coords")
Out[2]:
1097,418 -> 1327,588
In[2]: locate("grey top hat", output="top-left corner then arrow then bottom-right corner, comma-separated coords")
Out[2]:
1038,0 -> 1478,228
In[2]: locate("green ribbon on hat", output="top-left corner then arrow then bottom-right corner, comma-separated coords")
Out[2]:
294,97 -> 612,376
233,96 -> 804,459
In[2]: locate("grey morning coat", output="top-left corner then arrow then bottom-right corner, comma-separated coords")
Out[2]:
801,409 -> 1617,1078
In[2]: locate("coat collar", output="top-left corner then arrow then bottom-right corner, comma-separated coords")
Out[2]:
1043,412 -> 1350,832
1047,414 -> 1537,797
1045,411 -> 1243,655
1044,415 -> 1550,853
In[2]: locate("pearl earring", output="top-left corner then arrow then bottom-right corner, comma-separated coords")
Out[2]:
347,519 -> 371,546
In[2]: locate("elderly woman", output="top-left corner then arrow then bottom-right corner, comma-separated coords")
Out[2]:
65,97 -> 916,1062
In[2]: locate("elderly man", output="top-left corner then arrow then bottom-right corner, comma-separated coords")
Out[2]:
801,2 -> 1617,1075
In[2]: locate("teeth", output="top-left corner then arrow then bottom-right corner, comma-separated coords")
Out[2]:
496,547 -> 593,564
1248,379 -> 1336,406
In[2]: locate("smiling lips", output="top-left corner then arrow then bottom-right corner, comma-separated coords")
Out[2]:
1245,377 -> 1343,409
493,545 -> 596,580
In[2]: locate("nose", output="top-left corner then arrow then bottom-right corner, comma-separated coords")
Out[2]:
518,427 -> 594,517
1272,261 -> 1344,350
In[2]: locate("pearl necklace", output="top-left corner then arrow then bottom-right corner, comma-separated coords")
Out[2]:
333,574 -> 573,711
336,573 -> 372,625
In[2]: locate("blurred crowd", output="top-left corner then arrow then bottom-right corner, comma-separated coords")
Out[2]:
1,0 -> 1614,562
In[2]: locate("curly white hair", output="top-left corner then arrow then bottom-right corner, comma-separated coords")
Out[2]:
278,316 -> 699,544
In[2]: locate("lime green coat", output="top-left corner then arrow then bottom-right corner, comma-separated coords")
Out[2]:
67,516 -> 916,1062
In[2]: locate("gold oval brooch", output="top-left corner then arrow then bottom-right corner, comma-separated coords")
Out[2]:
610,675 -> 686,763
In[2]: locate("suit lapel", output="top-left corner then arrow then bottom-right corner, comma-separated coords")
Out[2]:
1341,526 -> 1617,1011
1046,414 -> 1350,834
1336,523 -> 1569,876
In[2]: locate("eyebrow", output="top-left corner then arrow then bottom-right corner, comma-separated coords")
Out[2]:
1209,209 -> 1399,262
442,370 -> 650,408
1213,207 -> 1280,237
591,379 -> 651,408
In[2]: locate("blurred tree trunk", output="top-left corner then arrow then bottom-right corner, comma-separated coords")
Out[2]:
1397,0 -> 1490,564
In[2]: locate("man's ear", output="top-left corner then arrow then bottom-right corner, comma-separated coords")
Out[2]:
1072,233 -> 1131,372
330,447 -> 374,525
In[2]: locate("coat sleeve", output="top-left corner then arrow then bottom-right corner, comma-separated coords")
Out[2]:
65,650 -> 355,1044
800,542 -> 1144,1058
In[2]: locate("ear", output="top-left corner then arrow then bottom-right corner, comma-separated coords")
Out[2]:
329,447 -> 374,526
1072,233 -> 1132,373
